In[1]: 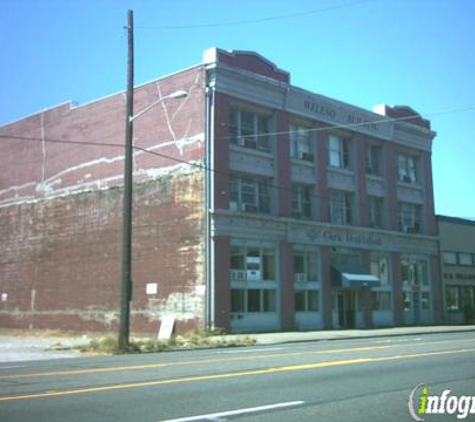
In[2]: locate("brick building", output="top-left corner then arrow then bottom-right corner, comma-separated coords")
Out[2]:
0,48 -> 442,334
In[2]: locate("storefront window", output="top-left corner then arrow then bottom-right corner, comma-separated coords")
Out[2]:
231,289 -> 245,312
401,259 -> 428,286
403,292 -> 411,311
446,286 -> 460,311
370,253 -> 390,285
421,292 -> 431,310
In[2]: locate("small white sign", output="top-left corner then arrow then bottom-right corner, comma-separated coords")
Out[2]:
146,283 -> 158,295
1,293 -> 7,302
158,315 -> 175,340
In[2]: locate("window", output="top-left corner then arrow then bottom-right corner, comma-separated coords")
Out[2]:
446,286 -> 460,311
295,290 -> 319,312
397,153 -> 417,184
294,251 -> 319,282
421,292 -> 431,310
230,174 -> 271,214
372,291 -> 391,311
231,289 -> 277,313
231,290 -> 245,312
366,144 -> 381,175
292,184 -> 313,219
459,253 -> 473,266
331,247 -> 361,266
370,253 -> 390,285
328,135 -> 350,169
443,251 -> 458,265
329,190 -> 353,225
368,196 -> 384,228
401,259 -> 428,286
403,292 -> 411,311
229,108 -> 270,151
399,203 -> 421,233
247,289 -> 260,312
230,245 -> 276,282
290,124 -> 314,161
262,249 -> 276,281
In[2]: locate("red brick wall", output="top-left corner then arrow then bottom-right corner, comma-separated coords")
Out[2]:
0,66 -> 207,335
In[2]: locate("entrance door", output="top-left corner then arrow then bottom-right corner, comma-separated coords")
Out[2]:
337,290 -> 356,328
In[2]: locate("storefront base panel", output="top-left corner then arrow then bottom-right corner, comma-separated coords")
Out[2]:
295,312 -> 323,331
230,313 -> 279,333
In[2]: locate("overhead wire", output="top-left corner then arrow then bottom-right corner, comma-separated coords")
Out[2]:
135,0 -> 372,30
3,102 -> 474,222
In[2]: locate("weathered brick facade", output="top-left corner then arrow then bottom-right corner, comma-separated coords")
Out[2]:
0,66 -> 207,334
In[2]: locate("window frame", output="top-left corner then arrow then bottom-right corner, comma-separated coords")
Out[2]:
229,108 -> 271,152
365,144 -> 381,176
329,190 -> 353,225
328,134 -> 350,169
291,183 -> 313,220
397,153 -> 418,184
290,123 -> 314,162
230,174 -> 272,215
399,202 -> 421,233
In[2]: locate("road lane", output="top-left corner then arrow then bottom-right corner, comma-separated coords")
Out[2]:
0,332 -> 474,421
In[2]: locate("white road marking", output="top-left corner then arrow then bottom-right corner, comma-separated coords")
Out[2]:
372,337 -> 423,344
216,347 -> 284,354
0,365 -> 27,370
157,401 -> 305,422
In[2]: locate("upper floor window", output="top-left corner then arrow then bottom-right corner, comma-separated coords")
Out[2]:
229,108 -> 270,152
292,183 -> 313,220
230,174 -> 271,214
399,202 -> 421,233
368,196 -> 384,228
328,134 -> 350,169
329,190 -> 353,225
290,124 -> 314,162
366,144 -> 381,176
397,153 -> 418,184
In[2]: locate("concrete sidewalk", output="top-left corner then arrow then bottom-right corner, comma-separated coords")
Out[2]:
220,325 -> 475,345
1,325 -> 474,363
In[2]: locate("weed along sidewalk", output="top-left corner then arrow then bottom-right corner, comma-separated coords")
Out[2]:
1,325 -> 475,361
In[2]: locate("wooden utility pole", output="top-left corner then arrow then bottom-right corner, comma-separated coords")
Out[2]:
118,9 -> 134,353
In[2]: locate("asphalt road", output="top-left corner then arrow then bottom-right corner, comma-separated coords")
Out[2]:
0,332 -> 474,422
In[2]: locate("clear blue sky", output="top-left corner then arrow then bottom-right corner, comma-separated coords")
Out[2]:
1,0 -> 474,219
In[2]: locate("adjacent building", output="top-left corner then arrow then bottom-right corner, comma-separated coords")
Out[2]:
0,48 -> 442,334
438,215 -> 475,325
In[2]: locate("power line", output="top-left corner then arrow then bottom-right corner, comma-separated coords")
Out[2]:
136,0 -> 371,30
0,132 -> 444,222
1,104 -> 475,147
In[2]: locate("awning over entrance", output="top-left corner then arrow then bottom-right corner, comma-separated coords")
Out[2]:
331,264 -> 380,288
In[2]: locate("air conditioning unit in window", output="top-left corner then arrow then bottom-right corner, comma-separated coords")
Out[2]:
295,273 -> 307,283
402,176 -> 412,183
231,270 -> 247,281
298,151 -> 313,162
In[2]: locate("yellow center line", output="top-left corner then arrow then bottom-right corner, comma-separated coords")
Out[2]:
0,347 -> 474,403
1,337 -> 474,380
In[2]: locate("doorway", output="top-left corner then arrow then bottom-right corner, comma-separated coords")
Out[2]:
337,290 -> 356,328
